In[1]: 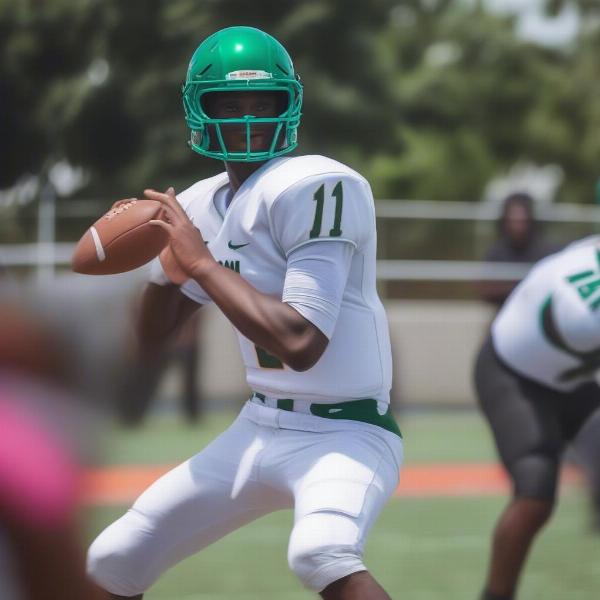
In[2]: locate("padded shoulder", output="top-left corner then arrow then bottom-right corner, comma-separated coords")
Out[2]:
176,172 -> 229,213
258,155 -> 368,205
261,157 -> 375,255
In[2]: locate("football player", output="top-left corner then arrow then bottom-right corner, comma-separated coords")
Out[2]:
87,26 -> 402,600
475,236 -> 600,600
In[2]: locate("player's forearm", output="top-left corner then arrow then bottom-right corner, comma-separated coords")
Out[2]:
136,283 -> 197,358
192,261 -> 326,371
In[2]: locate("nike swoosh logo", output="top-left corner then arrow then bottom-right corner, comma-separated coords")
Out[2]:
228,241 -> 249,250
328,408 -> 343,414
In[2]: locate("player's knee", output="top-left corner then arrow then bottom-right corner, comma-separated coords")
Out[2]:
87,535 -> 127,594
287,512 -> 365,592
87,511 -> 155,596
288,542 -> 364,592
511,452 -> 559,503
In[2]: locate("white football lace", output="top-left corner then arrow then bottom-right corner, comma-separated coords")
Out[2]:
89,226 -> 106,262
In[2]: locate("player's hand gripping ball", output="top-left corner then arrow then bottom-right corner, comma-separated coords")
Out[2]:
71,199 -> 169,275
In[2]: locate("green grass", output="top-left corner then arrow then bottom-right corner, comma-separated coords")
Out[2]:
86,410 -> 600,599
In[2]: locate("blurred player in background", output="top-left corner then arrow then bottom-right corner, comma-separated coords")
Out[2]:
87,26 -> 402,600
474,236 -> 600,600
0,301 -> 107,600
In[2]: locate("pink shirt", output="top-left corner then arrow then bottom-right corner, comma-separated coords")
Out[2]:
0,397 -> 79,528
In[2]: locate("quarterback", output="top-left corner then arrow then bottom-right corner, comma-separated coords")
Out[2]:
475,236 -> 600,600
87,26 -> 402,600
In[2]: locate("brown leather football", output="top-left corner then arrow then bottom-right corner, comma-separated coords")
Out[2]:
72,199 -> 169,275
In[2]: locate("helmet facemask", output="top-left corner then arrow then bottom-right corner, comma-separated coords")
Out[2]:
183,78 -> 302,162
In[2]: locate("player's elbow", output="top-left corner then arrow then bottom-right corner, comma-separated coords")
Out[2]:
286,352 -> 317,372
284,331 -> 328,372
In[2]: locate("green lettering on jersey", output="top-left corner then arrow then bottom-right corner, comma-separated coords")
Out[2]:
255,345 -> 284,369
537,250 -> 600,381
309,184 -> 325,238
565,267 -> 600,310
576,277 -> 600,300
566,269 -> 594,284
309,181 -> 343,239
329,181 -> 343,237
219,259 -> 240,273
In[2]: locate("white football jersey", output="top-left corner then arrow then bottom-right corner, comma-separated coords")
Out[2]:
160,155 -> 392,404
492,236 -> 600,391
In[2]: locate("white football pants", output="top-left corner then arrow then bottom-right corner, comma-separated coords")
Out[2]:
87,400 -> 403,595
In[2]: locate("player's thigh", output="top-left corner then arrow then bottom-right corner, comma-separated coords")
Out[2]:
475,338 -> 564,498
475,338 -> 563,461
564,383 -> 600,440
287,426 -> 401,590
88,415 -> 290,595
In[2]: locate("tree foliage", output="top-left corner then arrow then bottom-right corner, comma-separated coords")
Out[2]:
1,0 -> 599,204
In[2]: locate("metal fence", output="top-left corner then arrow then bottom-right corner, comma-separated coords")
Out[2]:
1,198 -> 599,284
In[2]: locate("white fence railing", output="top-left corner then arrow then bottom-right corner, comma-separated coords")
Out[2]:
375,199 -> 600,223
0,242 -> 534,282
2,199 -> 597,281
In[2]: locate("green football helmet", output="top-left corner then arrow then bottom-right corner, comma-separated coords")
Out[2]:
182,26 -> 303,162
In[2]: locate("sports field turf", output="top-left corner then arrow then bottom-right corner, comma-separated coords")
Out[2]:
85,410 -> 600,599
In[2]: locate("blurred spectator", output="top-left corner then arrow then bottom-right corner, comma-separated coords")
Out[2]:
0,302 -> 107,600
479,192 -> 561,309
117,310 -> 204,426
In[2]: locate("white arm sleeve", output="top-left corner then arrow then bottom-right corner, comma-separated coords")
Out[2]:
282,240 -> 354,340
148,256 -> 209,305
148,257 -> 170,286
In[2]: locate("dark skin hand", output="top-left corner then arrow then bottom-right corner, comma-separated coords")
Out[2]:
146,187 -> 328,372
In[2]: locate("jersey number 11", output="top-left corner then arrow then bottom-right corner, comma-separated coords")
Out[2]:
309,181 -> 343,239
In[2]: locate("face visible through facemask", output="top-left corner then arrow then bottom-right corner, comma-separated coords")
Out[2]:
201,90 -> 288,154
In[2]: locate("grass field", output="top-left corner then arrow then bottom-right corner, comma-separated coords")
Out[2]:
85,410 -> 600,599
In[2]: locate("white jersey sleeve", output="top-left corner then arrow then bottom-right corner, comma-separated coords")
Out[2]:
269,174 -> 374,256
147,253 -> 211,305
283,241 -> 354,339
180,279 -> 212,306
148,257 -> 170,286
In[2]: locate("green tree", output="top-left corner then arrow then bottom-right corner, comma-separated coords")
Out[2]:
2,0 -> 600,210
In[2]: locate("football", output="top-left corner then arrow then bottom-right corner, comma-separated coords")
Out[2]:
72,199 -> 169,275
